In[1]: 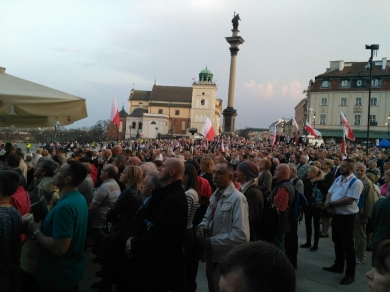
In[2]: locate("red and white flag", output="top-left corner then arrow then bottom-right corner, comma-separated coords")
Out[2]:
200,116 -> 215,141
341,135 -> 346,153
340,111 -> 355,141
110,97 -> 120,127
305,121 -> 321,138
271,125 -> 277,147
292,117 -> 299,131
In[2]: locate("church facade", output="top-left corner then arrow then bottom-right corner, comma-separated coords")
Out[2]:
124,68 -> 222,139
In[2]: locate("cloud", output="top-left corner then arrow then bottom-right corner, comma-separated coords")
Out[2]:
52,47 -> 83,53
244,80 -> 275,99
244,79 -> 304,101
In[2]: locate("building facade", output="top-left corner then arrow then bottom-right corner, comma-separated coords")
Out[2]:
305,58 -> 390,140
125,68 -> 222,139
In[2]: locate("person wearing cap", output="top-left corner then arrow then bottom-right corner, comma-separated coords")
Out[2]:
234,161 -> 264,241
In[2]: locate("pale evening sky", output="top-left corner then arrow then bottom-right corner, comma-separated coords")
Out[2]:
1,0 -> 389,129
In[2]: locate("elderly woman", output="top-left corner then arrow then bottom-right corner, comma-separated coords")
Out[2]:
366,239 -> 390,291
300,166 -> 327,252
31,148 -> 43,168
380,170 -> 390,198
0,170 -> 22,292
20,177 -> 59,292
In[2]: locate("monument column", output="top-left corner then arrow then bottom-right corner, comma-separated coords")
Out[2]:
222,13 -> 244,136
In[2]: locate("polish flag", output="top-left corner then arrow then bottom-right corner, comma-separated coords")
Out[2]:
341,135 -> 346,153
110,97 -> 120,127
271,125 -> 277,147
340,111 -> 355,141
292,117 -> 299,131
305,121 -> 321,138
200,117 -> 215,141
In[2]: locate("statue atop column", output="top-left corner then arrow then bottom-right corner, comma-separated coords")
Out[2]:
232,12 -> 241,29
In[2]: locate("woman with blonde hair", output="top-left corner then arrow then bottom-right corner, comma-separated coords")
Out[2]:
101,166 -> 144,291
300,166 -> 328,252
200,157 -> 215,192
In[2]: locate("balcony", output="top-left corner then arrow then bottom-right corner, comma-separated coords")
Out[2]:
369,121 -> 378,126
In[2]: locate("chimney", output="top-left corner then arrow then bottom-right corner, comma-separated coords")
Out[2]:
338,61 -> 344,71
329,61 -> 344,71
382,57 -> 387,69
0,67 -> 5,73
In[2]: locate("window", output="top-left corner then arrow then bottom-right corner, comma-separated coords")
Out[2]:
371,98 -> 378,106
372,79 -> 380,87
138,122 -> 142,130
158,109 -> 163,114
151,121 -> 156,125
321,80 -> 330,88
355,98 -> 362,106
354,115 -> 361,126
341,98 -> 347,106
175,110 -> 180,115
321,98 -> 328,105
181,121 -> 186,131
201,99 -> 205,106
320,114 -> 326,125
340,80 -> 349,87
138,102 -> 143,108
132,122 -> 136,129
369,115 -> 377,126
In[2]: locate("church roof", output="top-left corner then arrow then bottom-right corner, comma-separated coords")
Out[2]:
150,85 -> 192,102
129,107 -> 148,117
130,85 -> 192,103
130,90 -> 151,101
119,105 -> 128,118
200,68 -> 212,75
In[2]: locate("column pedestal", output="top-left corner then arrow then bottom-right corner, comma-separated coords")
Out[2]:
222,107 -> 237,136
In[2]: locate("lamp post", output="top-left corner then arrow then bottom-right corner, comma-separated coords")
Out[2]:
313,112 -> 316,129
366,44 -> 379,155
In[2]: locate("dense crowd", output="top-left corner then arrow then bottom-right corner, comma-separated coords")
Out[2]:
1,137 -> 390,292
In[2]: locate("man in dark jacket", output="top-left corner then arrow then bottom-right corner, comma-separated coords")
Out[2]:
234,161 -> 263,241
126,158 -> 188,292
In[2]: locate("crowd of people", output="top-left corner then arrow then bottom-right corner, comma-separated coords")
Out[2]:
1,137 -> 390,291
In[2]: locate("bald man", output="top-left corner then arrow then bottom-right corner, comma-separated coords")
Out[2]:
112,145 -> 123,158
125,158 -> 188,291
271,163 -> 296,253
128,156 -> 141,166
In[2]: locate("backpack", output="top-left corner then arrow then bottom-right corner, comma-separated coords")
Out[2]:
290,179 -> 309,221
312,181 -> 324,203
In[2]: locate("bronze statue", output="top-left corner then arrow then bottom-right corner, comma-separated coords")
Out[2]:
232,12 -> 241,29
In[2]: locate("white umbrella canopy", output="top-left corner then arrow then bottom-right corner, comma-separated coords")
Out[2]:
0,67 -> 88,128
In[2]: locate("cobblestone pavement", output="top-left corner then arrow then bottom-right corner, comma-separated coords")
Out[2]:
80,220 -> 370,292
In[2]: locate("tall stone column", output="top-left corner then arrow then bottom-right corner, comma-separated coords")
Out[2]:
222,20 -> 244,136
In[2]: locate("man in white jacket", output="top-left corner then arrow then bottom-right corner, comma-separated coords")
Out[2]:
196,162 -> 249,292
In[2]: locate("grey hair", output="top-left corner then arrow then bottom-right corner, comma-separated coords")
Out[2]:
146,170 -> 163,189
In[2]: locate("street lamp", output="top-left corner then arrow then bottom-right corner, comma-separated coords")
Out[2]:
366,44 -> 379,155
313,112 -> 316,129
